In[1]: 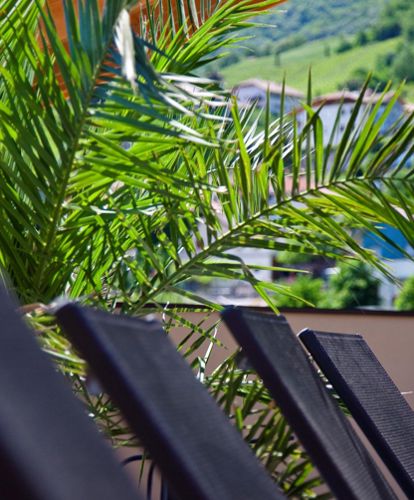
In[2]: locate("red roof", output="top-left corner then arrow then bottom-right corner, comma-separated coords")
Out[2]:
312,90 -> 402,107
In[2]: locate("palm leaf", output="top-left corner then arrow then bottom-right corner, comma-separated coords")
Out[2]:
3,1 -> 414,495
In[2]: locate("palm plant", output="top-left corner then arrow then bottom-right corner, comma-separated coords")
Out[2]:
2,0 -> 414,496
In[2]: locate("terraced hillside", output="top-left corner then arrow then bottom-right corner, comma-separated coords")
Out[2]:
220,36 -> 414,100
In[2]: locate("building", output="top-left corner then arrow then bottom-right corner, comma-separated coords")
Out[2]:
404,102 -> 414,115
295,90 -> 405,147
362,224 -> 414,307
232,79 -> 304,115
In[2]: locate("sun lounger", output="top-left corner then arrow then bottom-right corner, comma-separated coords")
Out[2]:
0,286 -> 141,500
299,328 -> 414,497
56,303 -> 285,500
222,307 -> 397,500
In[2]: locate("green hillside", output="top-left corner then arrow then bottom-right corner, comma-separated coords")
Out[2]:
220,36 -> 414,100
208,0 -> 387,67
247,0 -> 386,46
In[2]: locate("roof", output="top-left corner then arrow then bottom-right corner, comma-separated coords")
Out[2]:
312,90 -> 402,107
233,79 -> 304,98
312,91 -> 359,107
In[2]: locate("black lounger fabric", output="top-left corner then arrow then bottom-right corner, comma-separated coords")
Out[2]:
299,329 -> 414,498
0,286 -> 140,500
56,304 -> 285,500
222,307 -> 396,500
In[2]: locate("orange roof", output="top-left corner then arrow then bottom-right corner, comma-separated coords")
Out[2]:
46,0 -> 287,45
44,0 -> 287,92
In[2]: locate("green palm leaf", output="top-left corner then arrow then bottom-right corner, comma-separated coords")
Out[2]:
3,1 -> 414,495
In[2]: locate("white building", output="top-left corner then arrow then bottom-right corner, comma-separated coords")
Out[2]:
295,90 -> 405,147
232,79 -> 304,115
404,102 -> 414,115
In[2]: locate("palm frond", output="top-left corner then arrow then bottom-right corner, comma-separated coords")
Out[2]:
3,2 -> 414,494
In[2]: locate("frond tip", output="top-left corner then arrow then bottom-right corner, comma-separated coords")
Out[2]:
114,8 -> 138,93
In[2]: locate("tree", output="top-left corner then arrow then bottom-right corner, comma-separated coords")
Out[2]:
322,262 -> 380,309
392,44 -> 414,82
355,31 -> 368,46
275,275 -> 324,308
402,16 -> 414,42
395,276 -> 414,310
274,50 -> 281,66
371,19 -> 401,41
385,5 -> 414,82
3,0 -> 414,495
335,36 -> 353,53
341,67 -> 389,92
